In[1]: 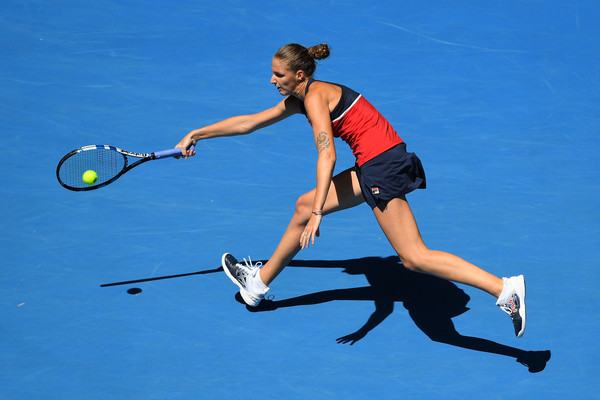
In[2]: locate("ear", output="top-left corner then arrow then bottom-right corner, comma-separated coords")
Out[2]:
295,69 -> 306,82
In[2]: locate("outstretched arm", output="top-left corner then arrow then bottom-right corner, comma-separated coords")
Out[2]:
176,96 -> 302,157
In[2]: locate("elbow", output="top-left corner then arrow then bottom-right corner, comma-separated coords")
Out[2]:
237,118 -> 254,135
326,148 -> 337,164
330,151 -> 338,166
229,115 -> 257,136
319,149 -> 337,167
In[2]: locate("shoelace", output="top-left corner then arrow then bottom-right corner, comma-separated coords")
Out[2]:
499,304 -> 514,316
234,256 -> 262,280
498,294 -> 518,316
243,256 -> 263,270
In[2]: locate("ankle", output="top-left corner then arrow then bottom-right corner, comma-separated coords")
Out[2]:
492,277 -> 505,299
496,277 -> 510,302
255,270 -> 269,291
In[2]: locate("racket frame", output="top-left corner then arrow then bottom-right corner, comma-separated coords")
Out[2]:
56,144 -> 187,191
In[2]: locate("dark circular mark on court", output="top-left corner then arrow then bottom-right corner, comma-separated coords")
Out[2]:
127,287 -> 142,295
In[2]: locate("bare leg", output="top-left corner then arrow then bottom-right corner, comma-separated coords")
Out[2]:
260,168 -> 364,285
372,197 -> 504,297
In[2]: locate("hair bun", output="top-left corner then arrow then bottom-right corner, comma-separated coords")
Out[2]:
307,44 -> 330,60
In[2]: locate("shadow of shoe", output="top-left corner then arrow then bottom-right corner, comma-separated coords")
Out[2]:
517,350 -> 552,373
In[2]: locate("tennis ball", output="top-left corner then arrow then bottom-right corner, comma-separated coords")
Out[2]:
82,170 -> 98,185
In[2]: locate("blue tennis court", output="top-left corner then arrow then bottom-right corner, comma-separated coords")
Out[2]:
2,1 -> 599,398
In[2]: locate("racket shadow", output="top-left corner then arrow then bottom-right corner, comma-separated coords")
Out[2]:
100,266 -> 223,288
242,256 -> 551,373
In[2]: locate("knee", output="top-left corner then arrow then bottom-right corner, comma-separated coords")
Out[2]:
398,250 -> 429,273
293,193 -> 313,223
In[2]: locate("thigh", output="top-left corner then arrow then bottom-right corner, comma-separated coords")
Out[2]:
308,167 -> 364,214
372,196 -> 427,256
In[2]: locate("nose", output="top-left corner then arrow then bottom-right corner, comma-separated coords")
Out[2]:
270,74 -> 276,84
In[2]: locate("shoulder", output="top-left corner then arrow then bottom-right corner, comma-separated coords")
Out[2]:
304,81 -> 342,116
264,96 -> 303,115
278,95 -> 304,115
305,80 -> 340,98
248,96 -> 303,129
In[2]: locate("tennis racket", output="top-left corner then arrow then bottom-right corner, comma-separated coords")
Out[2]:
56,144 -> 194,191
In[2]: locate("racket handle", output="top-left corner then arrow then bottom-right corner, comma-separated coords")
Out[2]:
154,145 -> 195,159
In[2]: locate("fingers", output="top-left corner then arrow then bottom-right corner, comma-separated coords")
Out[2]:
300,232 -> 310,249
300,228 -> 316,249
175,138 -> 197,159
300,217 -> 322,249
181,147 -> 196,158
300,231 -> 315,249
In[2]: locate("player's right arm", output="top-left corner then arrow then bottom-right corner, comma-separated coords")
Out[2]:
176,96 -> 302,156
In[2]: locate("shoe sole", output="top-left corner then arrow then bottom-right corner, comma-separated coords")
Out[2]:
221,253 -> 261,307
516,275 -> 526,338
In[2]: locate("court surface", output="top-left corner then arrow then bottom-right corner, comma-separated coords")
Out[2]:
1,1 -> 599,399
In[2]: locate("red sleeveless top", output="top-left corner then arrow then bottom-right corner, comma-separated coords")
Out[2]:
301,79 -> 403,166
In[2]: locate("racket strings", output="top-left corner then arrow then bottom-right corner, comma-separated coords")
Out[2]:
58,148 -> 127,189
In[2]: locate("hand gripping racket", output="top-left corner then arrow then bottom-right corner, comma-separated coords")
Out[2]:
56,144 -> 194,191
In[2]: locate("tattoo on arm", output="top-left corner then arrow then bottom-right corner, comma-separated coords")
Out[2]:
316,131 -> 331,153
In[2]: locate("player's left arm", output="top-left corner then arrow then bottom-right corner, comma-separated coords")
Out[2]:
300,88 -> 337,249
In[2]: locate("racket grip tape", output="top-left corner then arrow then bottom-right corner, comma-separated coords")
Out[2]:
153,145 -> 195,159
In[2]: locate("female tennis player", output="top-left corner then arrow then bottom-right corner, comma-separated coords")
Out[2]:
175,43 -> 527,338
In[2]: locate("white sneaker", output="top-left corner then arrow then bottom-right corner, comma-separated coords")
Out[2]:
496,275 -> 526,338
221,253 -> 269,307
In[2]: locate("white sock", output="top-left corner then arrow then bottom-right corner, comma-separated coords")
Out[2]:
251,271 -> 269,295
496,277 -> 511,305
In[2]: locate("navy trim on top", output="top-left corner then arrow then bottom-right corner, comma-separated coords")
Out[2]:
299,79 -> 360,121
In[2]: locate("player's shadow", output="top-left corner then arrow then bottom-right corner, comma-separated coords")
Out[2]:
243,256 -> 551,373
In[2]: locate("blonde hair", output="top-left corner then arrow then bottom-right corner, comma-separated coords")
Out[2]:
274,43 -> 330,77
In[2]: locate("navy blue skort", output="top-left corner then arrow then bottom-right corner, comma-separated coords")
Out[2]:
355,143 -> 426,209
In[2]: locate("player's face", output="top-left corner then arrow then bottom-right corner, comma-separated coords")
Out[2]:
270,57 -> 298,96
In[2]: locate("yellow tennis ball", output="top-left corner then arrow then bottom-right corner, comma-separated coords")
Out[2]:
82,170 -> 98,185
